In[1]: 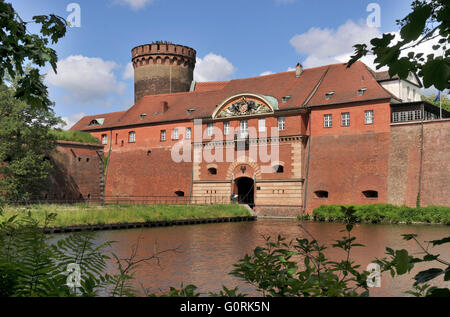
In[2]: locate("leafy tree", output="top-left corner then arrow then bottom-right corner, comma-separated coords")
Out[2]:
0,0 -> 67,110
421,93 -> 450,112
348,0 -> 449,91
0,84 -> 62,202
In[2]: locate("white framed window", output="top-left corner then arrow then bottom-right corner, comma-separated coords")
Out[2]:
341,112 -> 350,127
400,111 -> 407,122
258,118 -> 266,132
160,130 -> 166,142
414,110 -> 422,121
278,117 -> 286,131
365,110 -> 374,125
207,123 -> 214,137
102,134 -> 107,145
172,128 -> 179,140
240,120 -> 248,137
224,122 -> 230,135
186,127 -> 191,140
128,131 -> 136,143
324,114 -> 332,128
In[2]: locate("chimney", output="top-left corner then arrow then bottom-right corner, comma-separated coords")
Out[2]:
160,101 -> 169,113
296,62 -> 303,77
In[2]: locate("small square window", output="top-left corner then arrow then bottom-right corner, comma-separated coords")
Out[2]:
278,117 -> 286,131
258,119 -> 266,132
224,122 -> 230,135
365,110 -> 374,125
341,112 -> 350,127
186,127 -> 192,140
172,128 -> 179,140
324,114 -> 332,128
207,123 -> 214,137
129,131 -> 136,143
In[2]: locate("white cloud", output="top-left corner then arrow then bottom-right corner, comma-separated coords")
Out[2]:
194,53 -> 236,82
290,20 -> 381,69
114,0 -> 155,11
260,71 -> 275,76
290,19 -> 446,80
59,112 -> 86,130
122,62 -> 134,80
46,55 -> 125,103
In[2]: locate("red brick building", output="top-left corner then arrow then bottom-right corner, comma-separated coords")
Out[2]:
72,42 -> 450,216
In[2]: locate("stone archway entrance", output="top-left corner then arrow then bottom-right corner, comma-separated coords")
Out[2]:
235,177 -> 255,207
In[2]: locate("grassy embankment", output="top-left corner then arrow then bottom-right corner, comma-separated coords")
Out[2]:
50,130 -> 100,144
300,204 -> 450,224
1,204 -> 252,228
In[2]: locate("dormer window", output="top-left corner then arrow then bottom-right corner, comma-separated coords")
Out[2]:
325,92 -> 335,100
357,88 -> 367,96
140,113 -> 147,120
88,118 -> 105,126
281,96 -> 291,103
187,108 -> 196,114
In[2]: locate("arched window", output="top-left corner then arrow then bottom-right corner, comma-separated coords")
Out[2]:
363,190 -> 378,198
274,165 -> 284,173
315,191 -> 329,198
175,191 -> 185,197
208,168 -> 217,175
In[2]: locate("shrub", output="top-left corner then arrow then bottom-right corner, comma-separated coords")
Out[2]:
312,204 -> 450,224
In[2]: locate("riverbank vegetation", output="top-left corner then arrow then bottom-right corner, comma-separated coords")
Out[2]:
1,205 -> 448,297
0,204 -> 251,228
300,204 -> 450,224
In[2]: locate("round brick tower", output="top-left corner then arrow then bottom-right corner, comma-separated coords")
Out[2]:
131,42 -> 196,103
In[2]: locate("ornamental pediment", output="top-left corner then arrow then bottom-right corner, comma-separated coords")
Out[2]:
212,93 -> 278,119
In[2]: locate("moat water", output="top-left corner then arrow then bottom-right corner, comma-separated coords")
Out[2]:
69,219 -> 450,297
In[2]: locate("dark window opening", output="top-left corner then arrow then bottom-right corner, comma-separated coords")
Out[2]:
86,158 -> 90,163
363,190 -> 378,198
208,168 -> 217,175
78,157 -> 82,162
315,191 -> 329,198
274,165 -> 284,173
175,191 -> 185,197
147,150 -> 152,156
87,194 -> 91,200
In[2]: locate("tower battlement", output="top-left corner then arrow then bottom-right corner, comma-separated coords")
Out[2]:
132,42 -> 196,102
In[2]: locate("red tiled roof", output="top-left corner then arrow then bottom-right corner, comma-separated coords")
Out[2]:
194,81 -> 229,92
306,62 -> 394,106
70,111 -> 126,131
73,61 -> 395,131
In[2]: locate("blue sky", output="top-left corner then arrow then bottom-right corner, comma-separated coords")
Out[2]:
10,0 -> 419,128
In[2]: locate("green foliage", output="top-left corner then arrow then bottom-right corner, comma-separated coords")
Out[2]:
375,234 -> 450,297
49,130 -> 100,145
0,211 -> 111,297
312,204 -> 450,224
0,0 -> 67,110
348,0 -> 449,90
230,207 -> 370,297
0,84 -> 63,202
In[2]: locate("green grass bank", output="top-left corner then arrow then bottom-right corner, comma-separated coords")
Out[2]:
1,204 -> 252,228
301,204 -> 450,224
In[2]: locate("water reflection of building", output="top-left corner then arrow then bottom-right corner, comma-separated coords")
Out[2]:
72,42 -> 450,216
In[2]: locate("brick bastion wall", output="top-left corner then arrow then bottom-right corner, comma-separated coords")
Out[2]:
387,119 -> 450,207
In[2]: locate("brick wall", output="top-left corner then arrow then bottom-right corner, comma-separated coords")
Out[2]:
388,119 -> 450,207
48,141 -> 105,201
